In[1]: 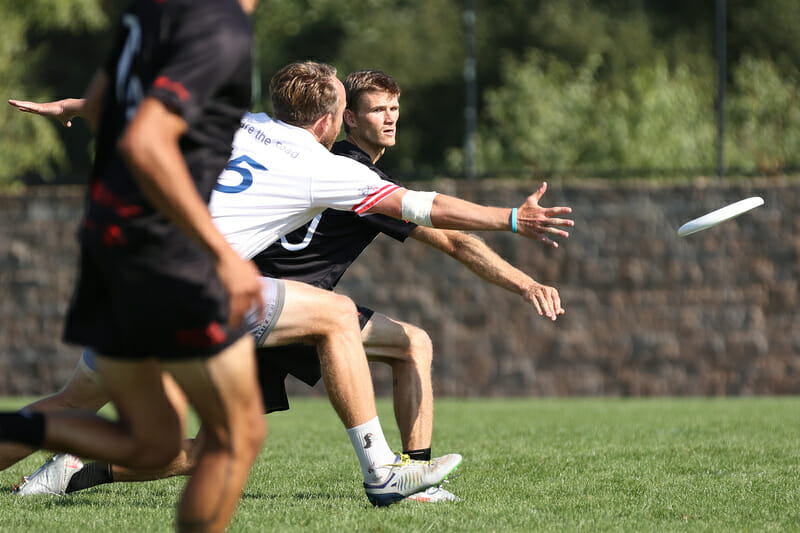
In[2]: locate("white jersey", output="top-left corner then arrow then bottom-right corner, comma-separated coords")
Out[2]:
209,112 -> 401,259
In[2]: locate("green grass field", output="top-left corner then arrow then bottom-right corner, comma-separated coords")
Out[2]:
1,397 -> 799,532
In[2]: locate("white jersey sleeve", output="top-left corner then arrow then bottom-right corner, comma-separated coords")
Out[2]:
209,112 -> 402,259
307,153 -> 402,215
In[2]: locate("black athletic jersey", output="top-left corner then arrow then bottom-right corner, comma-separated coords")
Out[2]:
253,140 -> 417,289
63,0 -> 253,358
83,0 -> 253,260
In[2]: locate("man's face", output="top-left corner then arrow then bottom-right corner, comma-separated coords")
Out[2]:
320,78 -> 347,150
347,90 -> 400,151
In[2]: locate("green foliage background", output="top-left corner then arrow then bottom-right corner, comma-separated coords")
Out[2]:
1,0 -> 799,186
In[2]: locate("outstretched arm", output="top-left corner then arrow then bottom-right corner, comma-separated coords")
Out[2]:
409,226 -> 564,320
8,70 -> 107,131
367,181 -> 573,248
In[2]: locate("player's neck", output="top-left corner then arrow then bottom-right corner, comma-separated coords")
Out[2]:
345,134 -> 384,164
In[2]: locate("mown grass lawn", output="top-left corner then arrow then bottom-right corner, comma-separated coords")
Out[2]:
1,396 -> 798,532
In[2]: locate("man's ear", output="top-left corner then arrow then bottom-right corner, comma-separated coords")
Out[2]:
343,108 -> 356,129
311,112 -> 332,140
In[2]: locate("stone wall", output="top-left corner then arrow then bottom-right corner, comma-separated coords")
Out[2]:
2,178 -> 798,397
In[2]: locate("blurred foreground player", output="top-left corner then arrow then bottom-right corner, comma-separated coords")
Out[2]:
0,1 -> 266,531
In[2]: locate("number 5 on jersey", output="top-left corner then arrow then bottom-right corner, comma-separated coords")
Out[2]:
215,155 -> 266,193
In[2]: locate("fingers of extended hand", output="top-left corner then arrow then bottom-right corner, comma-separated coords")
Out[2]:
11,100 -> 48,112
517,225 -> 564,245
530,295 -> 544,316
9,100 -> 73,127
553,289 -> 564,316
541,226 -> 570,240
516,208 -> 573,244
544,218 -> 574,231
531,181 -> 548,202
525,282 -> 564,321
544,206 -> 573,218
542,287 -> 563,321
525,286 -> 554,320
540,235 -> 559,248
8,100 -> 34,112
538,293 -> 554,319
519,206 -> 573,226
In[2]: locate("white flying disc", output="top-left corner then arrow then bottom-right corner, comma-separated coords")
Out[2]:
677,196 -> 764,237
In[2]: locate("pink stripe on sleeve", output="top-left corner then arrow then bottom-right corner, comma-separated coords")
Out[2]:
352,184 -> 401,214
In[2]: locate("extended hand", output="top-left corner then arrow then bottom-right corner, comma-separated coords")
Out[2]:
515,182 -> 573,248
8,98 -> 82,128
522,282 -> 564,321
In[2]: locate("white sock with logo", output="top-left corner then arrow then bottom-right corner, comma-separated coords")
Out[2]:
346,416 -> 396,483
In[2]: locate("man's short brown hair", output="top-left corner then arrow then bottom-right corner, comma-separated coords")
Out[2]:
269,61 -> 340,127
343,70 -> 401,112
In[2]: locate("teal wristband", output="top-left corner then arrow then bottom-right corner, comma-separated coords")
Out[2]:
510,208 -> 518,233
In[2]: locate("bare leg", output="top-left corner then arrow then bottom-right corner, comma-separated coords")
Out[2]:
265,281 -> 377,428
0,364 -> 109,470
109,373 -> 196,481
41,357 -> 184,471
102,311 -> 436,489
108,437 -> 194,481
165,335 -> 265,533
361,313 -> 434,452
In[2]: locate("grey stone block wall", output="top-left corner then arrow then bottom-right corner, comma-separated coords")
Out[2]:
1,178 -> 798,398
1,187 -> 85,395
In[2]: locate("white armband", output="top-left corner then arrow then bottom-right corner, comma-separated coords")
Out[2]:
401,190 -> 438,226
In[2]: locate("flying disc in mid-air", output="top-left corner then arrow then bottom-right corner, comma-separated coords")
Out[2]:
677,196 -> 764,237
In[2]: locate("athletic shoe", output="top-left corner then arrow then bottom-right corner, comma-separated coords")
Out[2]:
12,454 -> 84,496
405,482 -> 461,503
364,453 -> 462,507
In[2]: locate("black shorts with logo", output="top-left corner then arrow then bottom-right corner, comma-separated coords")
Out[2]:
64,241 -> 246,361
256,305 -> 374,413
64,0 -> 253,361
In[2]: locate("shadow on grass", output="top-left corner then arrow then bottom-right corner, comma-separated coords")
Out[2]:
240,490 -> 356,503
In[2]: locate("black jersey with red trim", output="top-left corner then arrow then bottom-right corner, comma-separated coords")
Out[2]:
63,0 -> 253,358
253,140 -> 417,289
84,0 -> 253,256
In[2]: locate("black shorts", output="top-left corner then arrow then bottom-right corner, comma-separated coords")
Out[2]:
64,242 -> 246,360
256,305 -> 374,413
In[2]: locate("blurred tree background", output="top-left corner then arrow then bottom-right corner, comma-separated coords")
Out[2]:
1,0 -> 798,186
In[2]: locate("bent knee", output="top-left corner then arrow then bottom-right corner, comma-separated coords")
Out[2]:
204,412 -> 266,463
245,413 -> 267,454
323,294 -> 360,331
242,396 -> 267,452
405,326 -> 433,367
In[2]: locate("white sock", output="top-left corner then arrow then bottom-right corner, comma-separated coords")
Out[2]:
346,416 -> 396,483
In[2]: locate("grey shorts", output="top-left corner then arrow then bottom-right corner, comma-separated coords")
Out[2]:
245,277 -> 286,347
